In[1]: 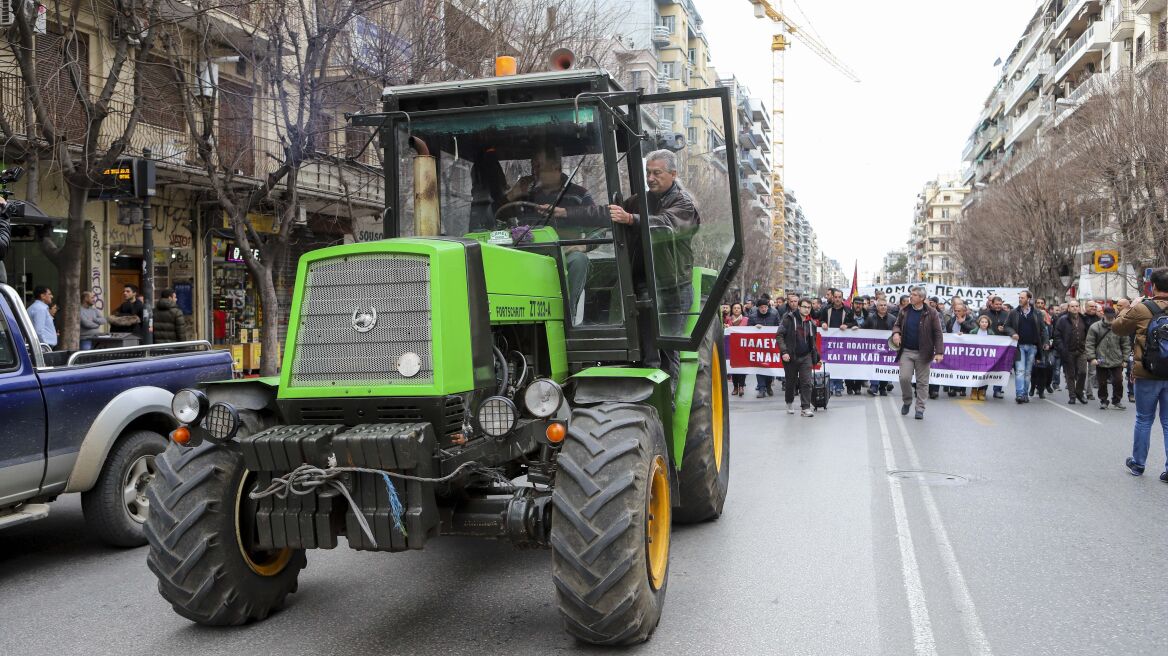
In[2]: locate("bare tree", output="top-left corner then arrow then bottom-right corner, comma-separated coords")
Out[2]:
1,0 -> 168,349
1065,69 -> 1168,282
956,134 -> 1084,297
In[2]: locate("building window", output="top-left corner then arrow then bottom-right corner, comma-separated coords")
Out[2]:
659,15 -> 675,33
630,71 -> 643,89
659,62 -> 675,80
941,224 -> 951,235
687,126 -> 698,145
688,48 -> 697,65
662,106 -> 675,122
943,194 -> 950,201
942,208 -> 951,219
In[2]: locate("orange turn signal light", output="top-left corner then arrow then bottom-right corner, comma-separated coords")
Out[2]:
545,422 -> 566,444
171,426 -> 191,445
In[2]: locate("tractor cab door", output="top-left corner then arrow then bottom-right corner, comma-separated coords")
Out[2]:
624,86 -> 744,351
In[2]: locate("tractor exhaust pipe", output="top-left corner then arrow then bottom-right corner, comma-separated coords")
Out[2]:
410,136 -> 440,237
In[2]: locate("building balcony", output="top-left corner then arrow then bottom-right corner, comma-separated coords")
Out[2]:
1053,0 -> 1089,39
652,25 -> 672,46
1136,35 -> 1168,76
745,174 -> 767,194
1003,54 -> 1053,114
753,127 -> 769,151
1133,0 -> 1168,15
1007,98 -> 1051,147
1053,22 -> 1109,84
746,98 -> 770,127
1112,10 -> 1136,40
658,118 -> 674,132
656,80 -> 672,94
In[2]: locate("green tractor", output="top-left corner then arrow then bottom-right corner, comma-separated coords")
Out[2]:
144,67 -> 743,645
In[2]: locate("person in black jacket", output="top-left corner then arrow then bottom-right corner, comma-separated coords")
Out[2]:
748,296 -> 781,398
866,298 -> 897,396
778,298 -> 819,417
819,288 -> 858,396
1054,302 -> 1090,404
1003,291 -> 1048,402
980,296 -> 1011,399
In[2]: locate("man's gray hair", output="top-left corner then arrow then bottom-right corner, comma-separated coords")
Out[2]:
646,149 -> 678,172
910,286 -> 927,297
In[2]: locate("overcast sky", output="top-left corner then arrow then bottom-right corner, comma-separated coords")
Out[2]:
696,0 -> 1039,282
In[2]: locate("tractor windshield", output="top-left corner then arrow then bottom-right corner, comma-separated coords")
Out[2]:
395,105 -> 615,241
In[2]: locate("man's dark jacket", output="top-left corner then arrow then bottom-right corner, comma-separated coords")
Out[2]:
748,307 -> 780,327
1053,313 -> 1088,357
980,306 -> 1010,335
152,299 -> 189,343
778,311 -> 818,362
945,313 -> 978,334
892,303 -> 945,361
818,304 -> 856,329
621,181 -> 700,295
866,310 -> 896,331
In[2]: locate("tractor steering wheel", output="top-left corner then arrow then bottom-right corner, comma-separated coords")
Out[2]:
494,201 -> 546,225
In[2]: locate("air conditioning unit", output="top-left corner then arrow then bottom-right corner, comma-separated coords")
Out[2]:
1,0 -> 16,27
112,14 -> 144,45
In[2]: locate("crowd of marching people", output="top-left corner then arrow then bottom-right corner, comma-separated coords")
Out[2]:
725,285 -> 1146,417
724,268 -> 1168,481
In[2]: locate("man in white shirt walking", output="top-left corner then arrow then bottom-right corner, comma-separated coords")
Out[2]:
27,286 -> 58,350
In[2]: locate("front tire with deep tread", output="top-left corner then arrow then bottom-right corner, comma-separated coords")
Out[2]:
674,320 -> 731,524
551,403 -> 672,645
144,441 -> 305,625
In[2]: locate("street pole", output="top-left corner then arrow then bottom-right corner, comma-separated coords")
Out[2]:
141,149 -> 154,345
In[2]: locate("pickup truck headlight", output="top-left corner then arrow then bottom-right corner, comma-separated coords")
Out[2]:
172,389 -> 209,424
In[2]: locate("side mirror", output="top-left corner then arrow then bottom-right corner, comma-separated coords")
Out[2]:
653,132 -> 686,152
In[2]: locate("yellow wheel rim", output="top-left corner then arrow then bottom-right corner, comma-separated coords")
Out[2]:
646,455 -> 671,591
711,347 -> 725,471
235,473 -> 293,577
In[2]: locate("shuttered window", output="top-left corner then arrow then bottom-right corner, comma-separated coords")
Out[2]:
217,79 -> 254,176
139,55 -> 185,132
35,26 -> 90,143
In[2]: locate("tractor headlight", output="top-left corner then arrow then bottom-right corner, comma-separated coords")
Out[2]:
523,379 -> 563,418
202,402 -> 241,442
171,389 -> 208,424
397,351 -> 422,378
476,396 -> 517,438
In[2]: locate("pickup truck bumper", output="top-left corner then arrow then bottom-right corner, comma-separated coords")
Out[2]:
239,423 -> 441,553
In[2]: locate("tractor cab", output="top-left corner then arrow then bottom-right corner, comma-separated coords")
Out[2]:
362,68 -> 743,363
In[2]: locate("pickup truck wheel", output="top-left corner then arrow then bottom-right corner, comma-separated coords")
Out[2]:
551,403 -> 671,645
82,429 -> 167,547
144,442 -> 305,625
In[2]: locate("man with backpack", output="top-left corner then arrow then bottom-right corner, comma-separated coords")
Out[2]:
1112,267 -> 1168,481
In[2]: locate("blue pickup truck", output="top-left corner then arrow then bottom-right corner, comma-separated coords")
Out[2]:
0,283 -> 233,545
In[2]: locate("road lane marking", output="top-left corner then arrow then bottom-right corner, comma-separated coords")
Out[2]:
1042,399 -> 1102,425
957,400 -> 994,427
874,398 -> 938,656
889,398 -> 994,656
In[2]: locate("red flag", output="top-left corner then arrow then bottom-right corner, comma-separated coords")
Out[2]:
849,260 -> 859,305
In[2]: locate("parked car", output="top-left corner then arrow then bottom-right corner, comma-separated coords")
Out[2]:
0,283 -> 233,545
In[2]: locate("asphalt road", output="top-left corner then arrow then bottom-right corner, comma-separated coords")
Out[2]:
2,386 -> 1166,655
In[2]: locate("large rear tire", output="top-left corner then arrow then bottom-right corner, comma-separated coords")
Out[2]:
551,403 -> 672,645
144,441 -> 305,625
674,321 -> 731,523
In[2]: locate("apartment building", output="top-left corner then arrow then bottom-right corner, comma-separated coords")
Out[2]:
782,191 -> 818,295
963,1 -> 1167,189
0,3 -> 390,346
909,176 -> 968,286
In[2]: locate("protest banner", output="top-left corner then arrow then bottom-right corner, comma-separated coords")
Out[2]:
857,284 -> 1028,311
725,327 -> 1015,386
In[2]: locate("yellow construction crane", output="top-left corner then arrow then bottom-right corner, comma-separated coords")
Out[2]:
748,0 -> 859,290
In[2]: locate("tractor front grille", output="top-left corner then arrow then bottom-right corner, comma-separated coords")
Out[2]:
291,254 -> 432,386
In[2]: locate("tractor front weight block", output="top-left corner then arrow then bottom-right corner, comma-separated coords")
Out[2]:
240,423 -> 442,553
